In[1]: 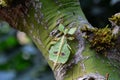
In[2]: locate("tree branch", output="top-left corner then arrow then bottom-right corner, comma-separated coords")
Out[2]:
0,0 -> 120,80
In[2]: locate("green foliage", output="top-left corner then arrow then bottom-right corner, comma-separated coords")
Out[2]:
0,53 -> 32,71
0,36 -> 18,51
11,53 -> 32,71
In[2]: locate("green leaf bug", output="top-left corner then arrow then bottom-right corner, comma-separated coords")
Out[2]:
49,37 -> 70,64
49,24 -> 77,69
58,24 -> 65,32
67,27 -> 77,35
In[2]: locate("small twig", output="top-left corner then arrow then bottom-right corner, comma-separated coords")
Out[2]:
105,73 -> 109,80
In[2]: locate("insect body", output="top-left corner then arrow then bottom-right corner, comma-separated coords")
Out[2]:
49,24 -> 77,70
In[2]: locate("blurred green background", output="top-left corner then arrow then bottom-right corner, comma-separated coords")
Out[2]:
0,0 -> 120,80
0,21 -> 55,80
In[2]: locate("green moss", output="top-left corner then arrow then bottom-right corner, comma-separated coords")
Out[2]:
109,13 -> 120,26
83,26 -> 115,54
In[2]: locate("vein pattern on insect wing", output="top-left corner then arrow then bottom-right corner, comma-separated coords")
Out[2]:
53,35 -> 66,70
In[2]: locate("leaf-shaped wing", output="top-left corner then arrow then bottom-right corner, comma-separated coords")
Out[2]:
68,27 -> 77,35
49,39 -> 70,64
58,24 -> 65,32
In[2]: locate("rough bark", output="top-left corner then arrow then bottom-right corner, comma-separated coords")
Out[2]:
0,0 -> 120,80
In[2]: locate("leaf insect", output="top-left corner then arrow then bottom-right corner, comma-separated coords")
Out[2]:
49,24 -> 77,70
